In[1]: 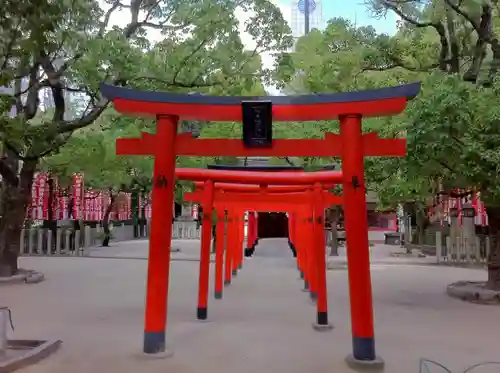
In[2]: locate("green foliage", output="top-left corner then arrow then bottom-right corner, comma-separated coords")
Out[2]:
272,2 -> 500,211
0,0 -> 293,183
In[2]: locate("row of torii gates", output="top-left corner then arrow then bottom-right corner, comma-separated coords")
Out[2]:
101,81 -> 421,370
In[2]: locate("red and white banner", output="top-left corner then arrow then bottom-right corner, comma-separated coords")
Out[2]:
30,172 -> 49,220
27,173 -> 159,223
117,192 -> 132,220
83,190 -> 103,221
430,189 -> 489,227
72,173 -> 84,220
192,204 -> 199,220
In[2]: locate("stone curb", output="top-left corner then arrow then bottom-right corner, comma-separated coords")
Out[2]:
447,281 -> 500,304
0,339 -> 61,373
0,270 -> 45,285
326,260 -> 438,270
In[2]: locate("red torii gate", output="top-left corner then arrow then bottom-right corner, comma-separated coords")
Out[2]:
101,81 -> 419,369
178,170 -> 344,334
185,184 -> 342,318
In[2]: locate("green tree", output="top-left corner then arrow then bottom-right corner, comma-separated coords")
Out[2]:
0,0 -> 293,276
276,4 -> 500,288
361,0 -> 500,288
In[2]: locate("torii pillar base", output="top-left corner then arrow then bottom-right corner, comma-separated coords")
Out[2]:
345,354 -> 385,372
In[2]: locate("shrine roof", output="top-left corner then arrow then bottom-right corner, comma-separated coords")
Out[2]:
101,82 -> 421,121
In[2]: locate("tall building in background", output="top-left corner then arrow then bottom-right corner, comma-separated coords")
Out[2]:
290,0 -> 323,39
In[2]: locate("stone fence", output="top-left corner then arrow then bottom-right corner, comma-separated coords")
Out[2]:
433,231 -> 490,266
20,226 -> 96,257
409,205 -> 490,266
19,221 -> 202,257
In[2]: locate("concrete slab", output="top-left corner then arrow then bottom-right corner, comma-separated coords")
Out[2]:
3,239 -> 500,373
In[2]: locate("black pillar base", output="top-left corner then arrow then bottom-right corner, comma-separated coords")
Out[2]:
224,279 -> 231,286
244,247 -> 255,257
214,291 -> 223,299
301,280 -> 309,292
196,307 -> 207,320
312,312 -> 333,332
143,331 -> 166,354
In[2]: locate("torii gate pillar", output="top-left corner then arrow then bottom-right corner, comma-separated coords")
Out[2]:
143,115 -> 178,354
340,115 -> 383,368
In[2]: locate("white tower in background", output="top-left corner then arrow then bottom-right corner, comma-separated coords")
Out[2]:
290,0 -> 324,39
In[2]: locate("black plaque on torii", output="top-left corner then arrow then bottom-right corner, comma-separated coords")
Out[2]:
242,101 -> 272,148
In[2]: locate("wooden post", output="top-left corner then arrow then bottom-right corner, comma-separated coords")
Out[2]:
224,211 -> 234,286
237,211 -> 245,270
312,182 -> 332,331
143,115 -> 178,354
197,180 -> 214,320
340,115 -> 382,367
295,212 -> 305,279
214,208 -> 226,299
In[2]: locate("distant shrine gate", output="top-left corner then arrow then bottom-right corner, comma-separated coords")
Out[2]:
101,82 -> 420,368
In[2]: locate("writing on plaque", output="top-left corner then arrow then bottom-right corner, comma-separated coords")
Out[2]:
242,101 -> 272,148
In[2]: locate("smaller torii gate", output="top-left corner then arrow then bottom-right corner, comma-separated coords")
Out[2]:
185,181 -> 339,330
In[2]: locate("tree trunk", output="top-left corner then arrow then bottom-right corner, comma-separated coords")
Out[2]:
327,207 -> 340,256
415,206 -> 427,245
486,206 -> 500,290
0,160 -> 37,277
101,192 -> 115,247
403,203 -> 412,253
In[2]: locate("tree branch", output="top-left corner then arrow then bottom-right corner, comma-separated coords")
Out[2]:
126,75 -> 218,88
24,61 -> 40,120
381,0 -> 449,71
443,0 -> 480,33
278,156 -> 297,167
99,0 -> 124,36
39,51 -> 65,121
172,37 -> 214,86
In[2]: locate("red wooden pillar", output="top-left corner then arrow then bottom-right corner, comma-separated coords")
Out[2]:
237,211 -> 245,269
299,215 -> 311,292
197,180 -> 214,320
247,211 -> 256,249
143,115 -> 178,354
340,115 -> 380,365
224,210 -> 234,286
214,208 -> 225,299
308,210 -> 318,301
254,212 -> 259,245
233,211 -> 243,273
288,212 -> 298,264
295,211 -> 305,279
308,188 -> 318,300
312,182 -> 332,330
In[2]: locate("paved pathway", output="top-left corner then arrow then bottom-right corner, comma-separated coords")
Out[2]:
4,239 -> 500,373
87,237 -> 437,265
